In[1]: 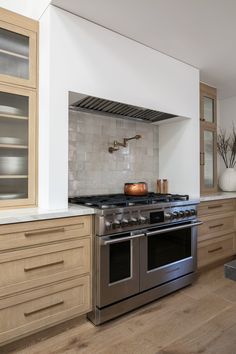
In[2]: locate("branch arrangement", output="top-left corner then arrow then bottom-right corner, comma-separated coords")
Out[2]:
217,126 -> 236,168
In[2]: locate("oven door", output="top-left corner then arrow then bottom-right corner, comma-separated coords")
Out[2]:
140,221 -> 201,292
96,232 -> 144,308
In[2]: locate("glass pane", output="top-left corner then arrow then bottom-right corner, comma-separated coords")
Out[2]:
203,96 -> 214,123
204,130 -> 214,188
0,91 -> 29,200
148,228 -> 191,270
0,28 -> 29,79
109,241 -> 131,283
0,178 -> 28,200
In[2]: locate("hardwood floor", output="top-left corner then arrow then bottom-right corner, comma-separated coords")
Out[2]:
2,265 -> 236,354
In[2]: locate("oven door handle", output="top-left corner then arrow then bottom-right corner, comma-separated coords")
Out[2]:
100,233 -> 145,245
146,221 -> 203,237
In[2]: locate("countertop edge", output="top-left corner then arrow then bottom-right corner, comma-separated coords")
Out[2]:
0,205 -> 95,225
200,192 -> 236,202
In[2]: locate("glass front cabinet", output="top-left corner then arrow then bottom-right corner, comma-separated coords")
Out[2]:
0,19 -> 37,88
0,9 -> 38,208
200,83 -> 217,194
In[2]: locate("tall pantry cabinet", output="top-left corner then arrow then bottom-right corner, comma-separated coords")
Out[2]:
0,8 -> 38,208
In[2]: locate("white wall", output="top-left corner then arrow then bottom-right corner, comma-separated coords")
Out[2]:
39,5 -> 199,209
1,0 -> 51,19
219,96 -> 236,134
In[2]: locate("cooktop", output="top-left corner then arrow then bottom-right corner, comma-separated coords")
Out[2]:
69,193 -> 189,209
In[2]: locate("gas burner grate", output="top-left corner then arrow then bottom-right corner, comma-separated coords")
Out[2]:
69,193 -> 189,209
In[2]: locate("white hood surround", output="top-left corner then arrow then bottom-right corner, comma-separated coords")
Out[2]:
39,5 -> 199,209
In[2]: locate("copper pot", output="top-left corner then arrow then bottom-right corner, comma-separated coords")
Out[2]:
124,182 -> 148,196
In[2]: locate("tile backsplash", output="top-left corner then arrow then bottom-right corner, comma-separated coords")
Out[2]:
69,111 -> 159,196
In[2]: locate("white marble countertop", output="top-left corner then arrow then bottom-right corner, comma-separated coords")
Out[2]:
0,204 -> 95,225
200,192 -> 236,202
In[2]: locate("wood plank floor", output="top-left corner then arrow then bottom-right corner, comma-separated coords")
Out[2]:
2,265 -> 236,354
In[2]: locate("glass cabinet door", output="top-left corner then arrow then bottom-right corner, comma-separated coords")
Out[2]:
203,130 -> 215,189
200,127 -> 217,193
0,84 -> 36,206
203,96 -> 215,123
0,21 -> 36,87
200,83 -> 217,193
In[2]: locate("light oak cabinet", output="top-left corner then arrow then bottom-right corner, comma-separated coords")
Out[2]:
200,83 -> 217,194
198,199 -> 236,268
0,9 -> 37,88
0,215 -> 92,345
0,9 -> 38,208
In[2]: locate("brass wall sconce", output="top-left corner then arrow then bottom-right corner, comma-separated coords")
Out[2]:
108,135 -> 142,153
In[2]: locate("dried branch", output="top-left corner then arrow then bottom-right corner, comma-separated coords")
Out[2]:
217,125 -> 236,168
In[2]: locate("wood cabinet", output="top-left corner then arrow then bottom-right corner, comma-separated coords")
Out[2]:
0,9 -> 38,208
200,83 -> 217,194
198,199 -> 236,268
0,9 -> 37,88
0,215 -> 92,345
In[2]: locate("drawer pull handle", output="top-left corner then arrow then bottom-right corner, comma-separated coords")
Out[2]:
208,205 -> 223,209
25,227 -> 65,237
24,260 -> 64,272
24,300 -> 64,317
209,224 -> 224,229
208,246 -> 223,253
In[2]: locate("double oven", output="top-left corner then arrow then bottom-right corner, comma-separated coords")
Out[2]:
87,202 -> 201,325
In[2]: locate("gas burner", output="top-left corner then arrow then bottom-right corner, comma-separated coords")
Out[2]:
101,204 -> 117,209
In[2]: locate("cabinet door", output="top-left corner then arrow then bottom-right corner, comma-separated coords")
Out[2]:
200,126 -> 217,193
0,84 -> 36,207
200,83 -> 217,194
200,83 -> 217,125
0,21 -> 37,88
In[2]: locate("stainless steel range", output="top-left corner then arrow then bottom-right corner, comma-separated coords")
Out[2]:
69,193 -> 202,325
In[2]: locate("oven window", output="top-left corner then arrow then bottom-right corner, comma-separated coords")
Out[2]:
109,241 -> 131,283
148,228 -> 191,270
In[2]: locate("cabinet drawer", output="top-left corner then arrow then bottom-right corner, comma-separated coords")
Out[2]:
0,216 -> 92,252
198,199 -> 236,217
199,216 -> 235,241
0,238 -> 90,295
0,275 -> 91,344
198,234 -> 235,268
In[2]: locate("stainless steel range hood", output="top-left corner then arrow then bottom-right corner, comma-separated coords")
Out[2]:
69,93 -> 177,123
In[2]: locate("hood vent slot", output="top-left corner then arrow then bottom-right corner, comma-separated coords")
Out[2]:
70,95 -> 177,123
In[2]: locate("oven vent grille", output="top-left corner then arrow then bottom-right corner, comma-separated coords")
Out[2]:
70,95 -> 177,123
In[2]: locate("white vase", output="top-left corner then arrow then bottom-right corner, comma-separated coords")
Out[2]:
219,168 -> 236,191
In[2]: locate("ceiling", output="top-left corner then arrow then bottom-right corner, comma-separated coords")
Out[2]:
52,0 -> 236,99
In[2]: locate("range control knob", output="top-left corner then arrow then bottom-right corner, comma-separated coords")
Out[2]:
178,211 -> 184,217
105,221 -> 112,229
121,218 -> 129,227
172,211 -> 179,218
113,219 -> 121,229
164,213 -> 172,220
130,217 -> 138,225
139,216 -> 147,224
190,209 -> 196,216
184,210 -> 190,217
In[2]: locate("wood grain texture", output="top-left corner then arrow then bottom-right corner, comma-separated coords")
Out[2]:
0,216 -> 92,346
0,215 -> 92,251
198,199 -> 236,268
200,83 -> 217,194
2,265 -> 236,354
0,237 -> 91,296
0,11 -> 38,88
198,234 -> 235,268
198,199 -> 236,217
